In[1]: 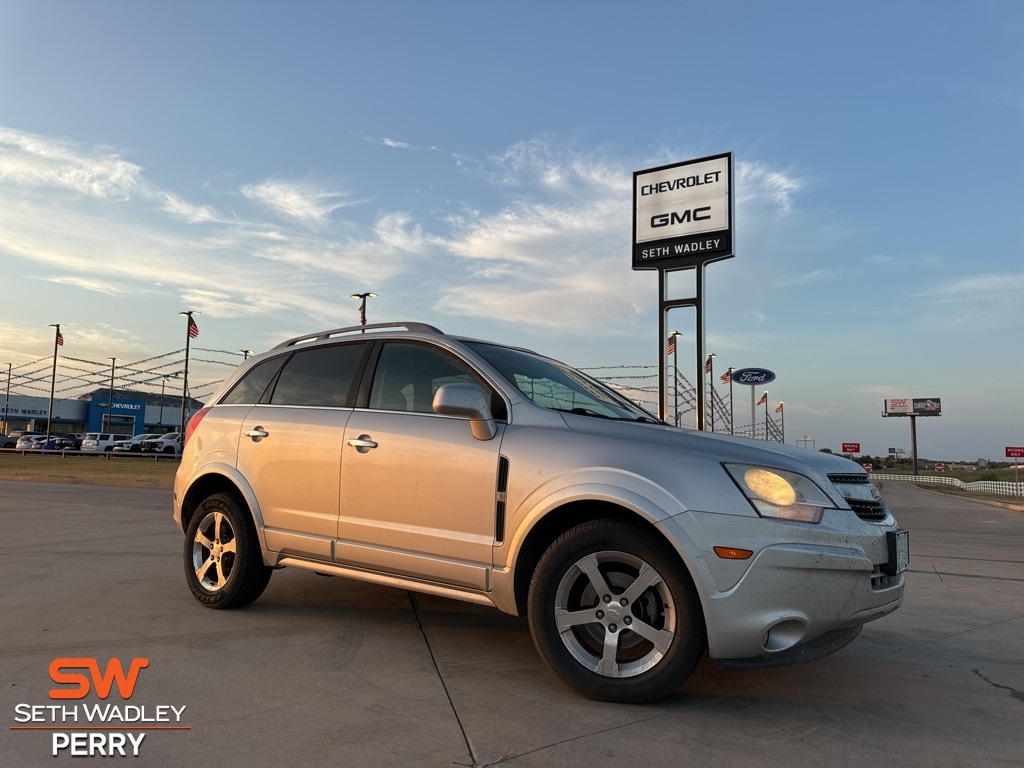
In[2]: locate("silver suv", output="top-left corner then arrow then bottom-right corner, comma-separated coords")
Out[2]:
174,322 -> 906,703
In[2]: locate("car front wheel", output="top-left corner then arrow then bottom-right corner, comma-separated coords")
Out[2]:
528,520 -> 706,703
183,493 -> 271,609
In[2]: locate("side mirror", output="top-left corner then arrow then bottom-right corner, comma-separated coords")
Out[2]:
432,383 -> 497,441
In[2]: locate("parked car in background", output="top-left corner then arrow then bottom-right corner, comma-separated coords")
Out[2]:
113,433 -> 164,452
0,434 -> 16,449
80,433 -> 129,453
143,433 -> 181,454
16,435 -> 48,450
55,436 -> 81,450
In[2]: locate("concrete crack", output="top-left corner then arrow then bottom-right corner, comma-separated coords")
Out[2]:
407,591 -> 480,767
973,668 -> 1024,703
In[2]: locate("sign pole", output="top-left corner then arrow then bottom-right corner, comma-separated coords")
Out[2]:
658,271 -> 667,422
910,415 -> 918,477
750,386 -> 755,439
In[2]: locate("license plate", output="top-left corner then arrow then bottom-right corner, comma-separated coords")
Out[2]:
886,530 -> 910,575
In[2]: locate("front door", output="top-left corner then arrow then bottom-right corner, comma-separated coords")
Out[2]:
337,343 -> 503,590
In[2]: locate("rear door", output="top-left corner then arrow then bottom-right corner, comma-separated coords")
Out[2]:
236,342 -> 369,560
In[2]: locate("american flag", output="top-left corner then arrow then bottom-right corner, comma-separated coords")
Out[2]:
775,403 -> 784,413
56,330 -> 64,347
359,302 -> 366,325
720,370 -> 731,383
667,337 -> 676,355
757,392 -> 768,406
705,356 -> 713,374
188,316 -> 199,339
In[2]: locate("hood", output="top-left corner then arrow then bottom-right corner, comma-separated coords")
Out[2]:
557,413 -> 864,478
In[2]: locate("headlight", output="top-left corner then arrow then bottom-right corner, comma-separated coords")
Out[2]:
724,464 -> 835,524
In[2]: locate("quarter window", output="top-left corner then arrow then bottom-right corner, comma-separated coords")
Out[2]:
220,356 -> 287,405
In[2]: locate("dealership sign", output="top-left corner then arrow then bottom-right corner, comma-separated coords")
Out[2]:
884,398 -> 942,417
633,153 -> 733,270
731,367 -> 776,385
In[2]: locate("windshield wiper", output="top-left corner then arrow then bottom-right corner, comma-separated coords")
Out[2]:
554,407 -> 613,420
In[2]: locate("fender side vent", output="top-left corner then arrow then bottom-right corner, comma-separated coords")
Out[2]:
495,456 -> 510,543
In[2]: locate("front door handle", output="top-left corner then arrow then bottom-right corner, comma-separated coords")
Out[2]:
347,436 -> 378,453
245,428 -> 269,441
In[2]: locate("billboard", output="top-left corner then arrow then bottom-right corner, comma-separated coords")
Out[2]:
633,153 -> 733,271
884,398 -> 942,417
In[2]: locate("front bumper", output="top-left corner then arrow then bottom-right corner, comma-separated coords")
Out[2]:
659,509 -> 905,662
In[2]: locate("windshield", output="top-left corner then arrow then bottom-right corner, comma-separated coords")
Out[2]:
465,342 -> 661,423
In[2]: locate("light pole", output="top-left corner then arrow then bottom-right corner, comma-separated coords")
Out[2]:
668,331 -> 682,426
106,357 -> 121,434
351,292 -> 377,328
2,363 -> 11,434
239,349 -> 254,361
159,376 -> 170,428
705,353 -> 716,432
46,324 -> 62,441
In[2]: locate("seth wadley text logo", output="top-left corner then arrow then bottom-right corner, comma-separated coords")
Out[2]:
11,657 -> 189,757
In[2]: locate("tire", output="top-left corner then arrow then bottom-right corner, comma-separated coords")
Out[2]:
163,446 -> 175,454
183,492 -> 272,609
130,444 -> 141,452
527,520 -> 706,703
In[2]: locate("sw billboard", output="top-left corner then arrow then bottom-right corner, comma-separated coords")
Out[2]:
884,398 -> 942,417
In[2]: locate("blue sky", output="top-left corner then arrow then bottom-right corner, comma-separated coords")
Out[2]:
1,1 -> 1021,460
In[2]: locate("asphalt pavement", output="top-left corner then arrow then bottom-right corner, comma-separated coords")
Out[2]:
1,480 -> 1021,767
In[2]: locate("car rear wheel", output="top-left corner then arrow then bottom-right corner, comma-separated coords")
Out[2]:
528,520 -> 706,703
184,493 -> 271,609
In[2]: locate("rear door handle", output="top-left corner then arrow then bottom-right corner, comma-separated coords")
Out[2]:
347,436 -> 378,452
245,428 -> 269,441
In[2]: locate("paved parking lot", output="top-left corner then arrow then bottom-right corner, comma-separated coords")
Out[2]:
1,480 -> 1021,766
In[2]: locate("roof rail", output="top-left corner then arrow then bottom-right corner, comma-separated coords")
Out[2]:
273,321 -> 444,350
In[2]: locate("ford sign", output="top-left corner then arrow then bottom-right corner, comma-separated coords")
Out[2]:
731,367 -> 776,385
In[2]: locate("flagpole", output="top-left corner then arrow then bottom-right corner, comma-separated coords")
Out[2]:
763,391 -> 769,440
706,354 -> 716,432
780,402 -> 785,444
727,367 -> 734,435
46,324 -> 61,441
178,311 -> 198,437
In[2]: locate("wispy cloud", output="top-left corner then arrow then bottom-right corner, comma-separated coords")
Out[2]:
736,161 -> 804,212
35,276 -> 128,295
0,127 -> 143,199
241,179 -> 362,228
771,268 -> 834,288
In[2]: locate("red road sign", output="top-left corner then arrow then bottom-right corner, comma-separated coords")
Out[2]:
842,443 -> 860,453
862,463 -> 872,472
935,463 -> 944,473
1007,447 -> 1024,458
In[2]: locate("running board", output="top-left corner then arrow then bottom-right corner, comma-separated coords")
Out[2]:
277,557 -> 498,608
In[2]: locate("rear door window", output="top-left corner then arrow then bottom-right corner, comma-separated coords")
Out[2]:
269,343 -> 367,408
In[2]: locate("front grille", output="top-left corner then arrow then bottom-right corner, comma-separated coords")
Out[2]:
847,498 -> 889,521
828,473 -> 870,485
871,565 -> 901,591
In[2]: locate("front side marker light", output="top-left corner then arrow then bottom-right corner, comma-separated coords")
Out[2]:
713,546 -> 753,560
